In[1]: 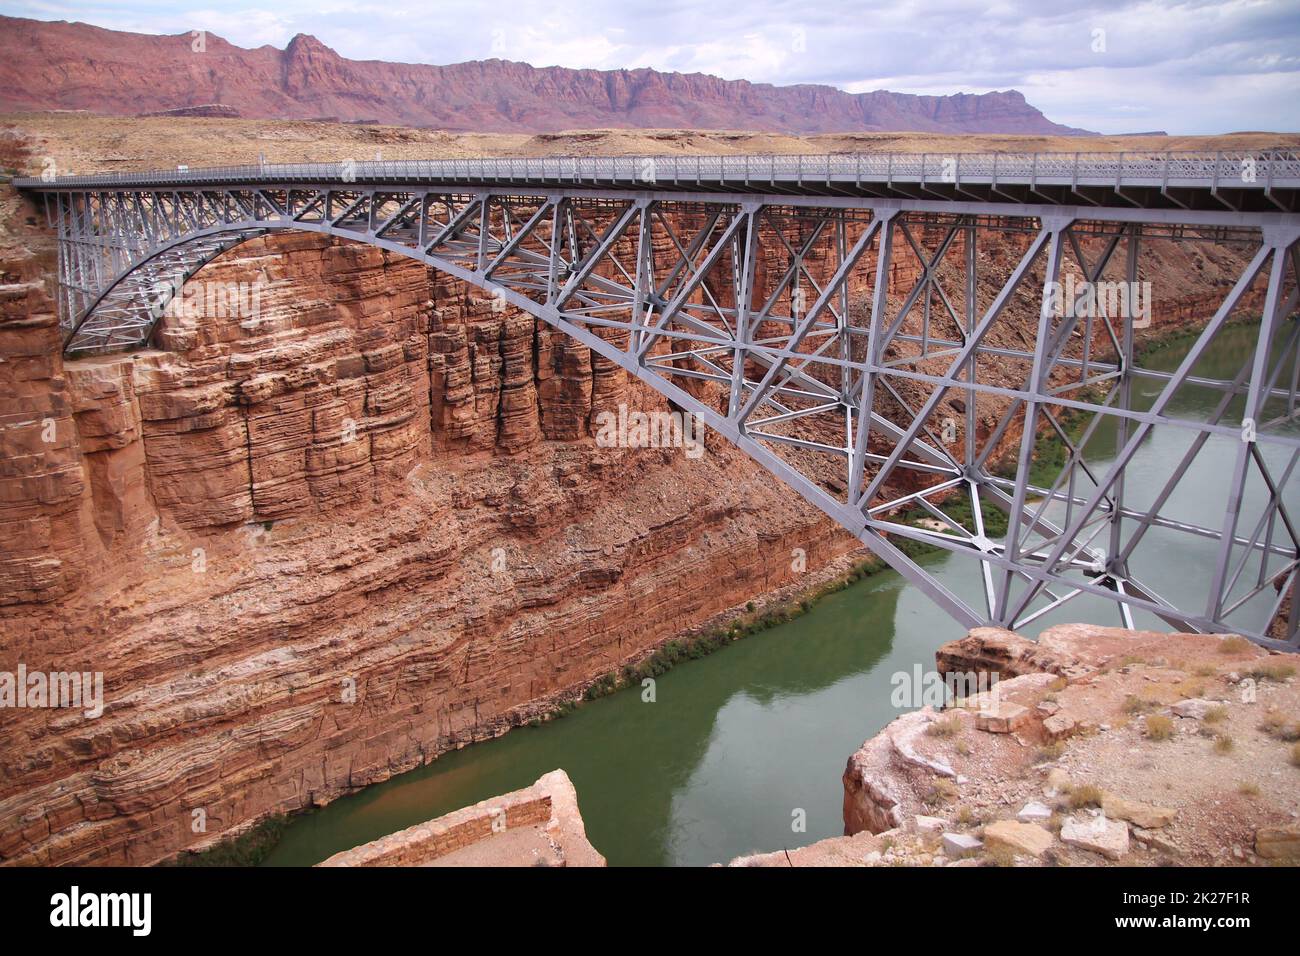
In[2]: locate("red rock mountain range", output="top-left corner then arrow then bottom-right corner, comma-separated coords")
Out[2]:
0,15 -> 1093,135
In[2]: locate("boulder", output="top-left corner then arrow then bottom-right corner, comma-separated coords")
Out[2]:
1101,793 -> 1177,829
1018,801 -> 1053,823
984,819 -> 1053,858
941,832 -> 982,858
1132,826 -> 1182,856
1255,824 -> 1300,859
1061,813 -> 1130,860
1171,698 -> 1216,719
975,702 -> 1031,734
1042,713 -> 1078,740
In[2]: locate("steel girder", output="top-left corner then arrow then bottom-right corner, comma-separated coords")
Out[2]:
17,149 -> 1300,211
23,181 -> 1300,648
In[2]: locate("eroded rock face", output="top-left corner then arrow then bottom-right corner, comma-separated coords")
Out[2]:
832,624 -> 1300,867
0,229 -> 860,866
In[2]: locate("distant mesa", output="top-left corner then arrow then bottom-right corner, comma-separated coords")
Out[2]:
139,104 -> 241,119
0,14 -> 1096,136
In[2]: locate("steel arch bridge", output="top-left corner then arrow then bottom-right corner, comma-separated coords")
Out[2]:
15,151 -> 1300,648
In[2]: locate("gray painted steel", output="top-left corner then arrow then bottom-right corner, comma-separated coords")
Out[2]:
15,151 -> 1300,647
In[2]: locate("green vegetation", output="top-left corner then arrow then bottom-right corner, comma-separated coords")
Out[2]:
526,554 -> 895,725
892,496 -> 1010,561
583,671 -> 619,700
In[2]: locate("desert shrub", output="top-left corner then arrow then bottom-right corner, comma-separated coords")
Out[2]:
1245,662 -> 1296,683
1145,715 -> 1174,741
926,713 -> 963,738
1259,710 -> 1300,742
1067,784 -> 1104,809
923,777 -> 959,808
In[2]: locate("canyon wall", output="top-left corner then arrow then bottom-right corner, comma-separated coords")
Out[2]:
0,177 -> 1271,866
0,199 -> 866,866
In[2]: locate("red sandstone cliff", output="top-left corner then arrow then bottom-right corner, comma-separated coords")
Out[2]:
0,189 -> 874,865
0,16 -> 1093,136
0,151 -> 1266,864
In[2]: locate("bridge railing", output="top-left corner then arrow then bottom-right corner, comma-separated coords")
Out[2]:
16,149 -> 1300,189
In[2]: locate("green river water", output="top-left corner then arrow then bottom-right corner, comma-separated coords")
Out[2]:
262,321 -> 1298,867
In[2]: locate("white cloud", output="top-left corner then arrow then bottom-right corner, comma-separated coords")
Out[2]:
1,0 -> 1296,132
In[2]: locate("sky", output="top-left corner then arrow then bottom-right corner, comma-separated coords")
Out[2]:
3,0 -> 1299,134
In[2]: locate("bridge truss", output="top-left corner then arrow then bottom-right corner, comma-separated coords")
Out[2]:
18,154 -> 1300,647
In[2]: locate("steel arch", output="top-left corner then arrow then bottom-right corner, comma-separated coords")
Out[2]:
17,169 -> 1300,648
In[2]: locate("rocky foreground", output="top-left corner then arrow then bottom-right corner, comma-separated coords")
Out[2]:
733,625 -> 1300,866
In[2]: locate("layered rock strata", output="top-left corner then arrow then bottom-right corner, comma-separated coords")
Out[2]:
0,182 -> 1273,866
0,223 -> 860,866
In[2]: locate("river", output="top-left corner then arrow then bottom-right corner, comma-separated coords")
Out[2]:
262,320 -> 1298,867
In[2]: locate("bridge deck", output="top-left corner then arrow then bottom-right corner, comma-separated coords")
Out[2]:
15,150 -> 1300,214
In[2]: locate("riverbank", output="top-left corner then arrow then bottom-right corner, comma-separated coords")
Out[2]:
730,623 -> 1300,867
172,545 -> 885,865
172,314 -> 1268,868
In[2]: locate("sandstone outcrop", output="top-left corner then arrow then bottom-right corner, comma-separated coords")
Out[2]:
829,624 -> 1300,867
0,216 -> 867,866
317,769 -> 604,867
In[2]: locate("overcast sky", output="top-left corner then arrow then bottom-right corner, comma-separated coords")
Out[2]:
5,0 -> 1299,134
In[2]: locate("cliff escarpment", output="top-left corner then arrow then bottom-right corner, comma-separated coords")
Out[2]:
0,16 -> 1091,135
0,162 -> 1271,866
0,210 -> 867,865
